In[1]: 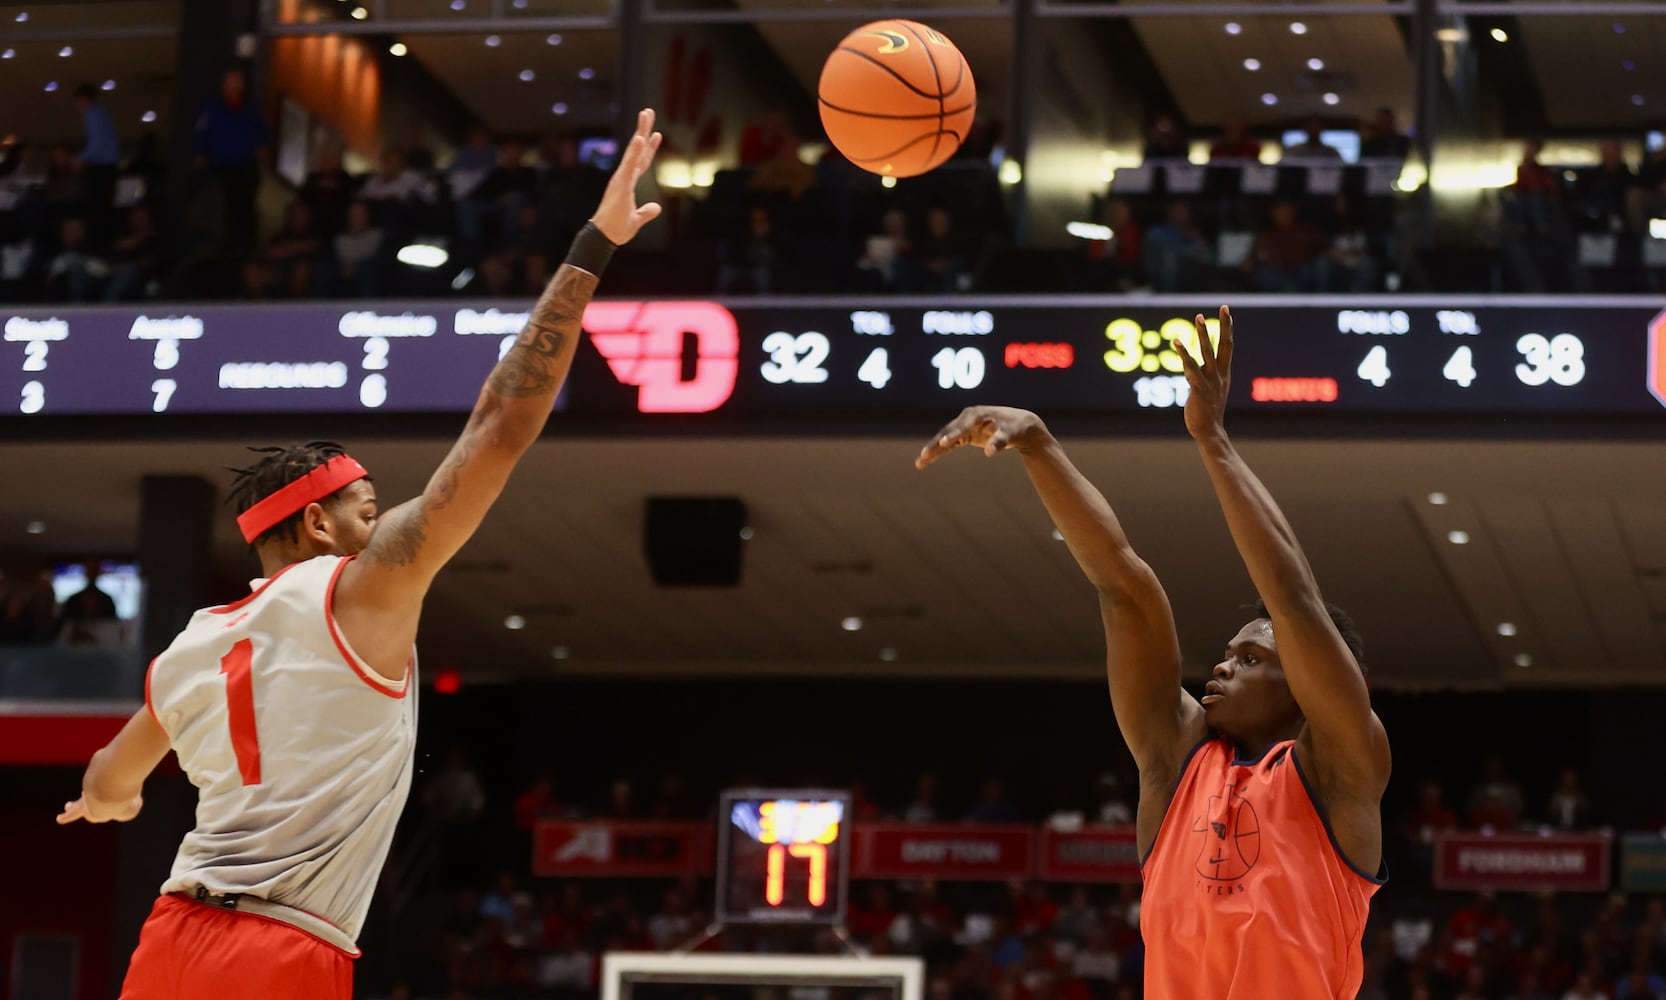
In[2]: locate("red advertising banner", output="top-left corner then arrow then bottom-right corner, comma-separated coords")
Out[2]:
1434,832 -> 1612,892
1037,827 -> 1143,883
532,821 -> 713,878
853,824 -> 1035,881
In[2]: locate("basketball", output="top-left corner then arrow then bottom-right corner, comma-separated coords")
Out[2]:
817,19 -> 977,178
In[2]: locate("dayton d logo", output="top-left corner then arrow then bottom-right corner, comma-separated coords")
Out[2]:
1192,782 -> 1261,881
584,302 -> 740,413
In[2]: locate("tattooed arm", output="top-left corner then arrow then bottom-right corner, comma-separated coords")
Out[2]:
332,110 -> 663,679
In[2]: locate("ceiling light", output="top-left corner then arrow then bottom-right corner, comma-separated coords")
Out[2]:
1323,93 -> 1340,106
1623,60 -> 1636,71
550,645 -> 570,660
1489,28 -> 1508,42
1497,622 -> 1518,636
879,647 -> 899,662
881,175 -> 897,189
101,79 -> 115,91
25,521 -> 46,535
1307,58 -> 1324,71
484,34 -> 501,47
578,67 -> 595,80
738,526 -> 755,541
1613,22 -> 1626,34
1513,653 -> 1532,667
841,616 -> 863,632
1051,529 -> 1065,541
15,11 -> 28,22
550,101 -> 568,115
450,0 -> 465,8
1224,22 -> 1242,35
0,50 -> 12,60
512,0 -> 528,7
389,42 -> 407,56
1066,221 -> 1114,241
1448,530 -> 1470,545
397,243 -> 448,268
58,46 -> 73,58
1244,58 -> 1261,71
43,81 -> 57,92
504,614 -> 527,630
350,6 -> 368,18
1261,93 -> 1278,106
1634,95 -> 1647,107
1427,492 -> 1449,505
518,69 -> 535,82
141,110 -> 157,123
546,33 -> 562,45
1289,22 -> 1308,35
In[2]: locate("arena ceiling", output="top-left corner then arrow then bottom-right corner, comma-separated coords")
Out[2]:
0,432 -> 1661,691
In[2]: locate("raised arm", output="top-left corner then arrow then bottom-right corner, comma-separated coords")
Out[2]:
916,407 -> 1204,776
332,110 -> 663,673
56,707 -> 169,826
1176,307 -> 1389,794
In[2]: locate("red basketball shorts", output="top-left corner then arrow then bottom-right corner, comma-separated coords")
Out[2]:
119,894 -> 354,1000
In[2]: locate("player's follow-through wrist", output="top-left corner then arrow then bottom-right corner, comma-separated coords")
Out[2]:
565,220 -> 618,277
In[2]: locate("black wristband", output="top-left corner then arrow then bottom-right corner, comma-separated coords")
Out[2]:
564,221 -> 618,278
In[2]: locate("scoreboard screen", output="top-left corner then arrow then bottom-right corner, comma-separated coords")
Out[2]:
3,297 -> 1662,420
716,789 -> 851,925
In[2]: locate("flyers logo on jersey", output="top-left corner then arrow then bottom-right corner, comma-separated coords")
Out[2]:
1192,782 -> 1261,881
584,302 -> 740,414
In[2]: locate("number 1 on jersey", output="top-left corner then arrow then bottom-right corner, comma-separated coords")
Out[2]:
220,639 -> 262,785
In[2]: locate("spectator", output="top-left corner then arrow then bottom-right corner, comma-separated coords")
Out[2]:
1455,964 -> 1490,1000
1141,199 -> 1212,293
1317,194 -> 1380,292
445,125 -> 498,204
604,778 -> 635,820
462,139 -> 536,248
479,202 -> 552,297
1246,199 -> 1324,292
534,133 -> 605,238
479,872 -> 520,924
0,572 -> 57,643
241,200 -> 323,299
1564,971 -> 1607,1000
1619,961 -> 1666,1000
537,927 -> 594,992
45,216 -> 109,302
739,109 -> 790,167
399,121 -> 438,174
910,205 -> 973,293
646,888 -> 695,950
1284,116 -> 1342,161
327,200 -> 383,297
1142,113 -> 1188,162
1441,891 -> 1514,981
1548,767 -> 1593,830
1094,772 -> 1134,826
1082,198 -> 1141,291
1469,754 -> 1526,829
1514,138 -> 1562,197
1402,780 -> 1458,843
1511,972 -> 1556,1000
299,144 -> 359,238
71,84 -> 120,237
857,209 -> 913,292
192,68 -> 268,256
1628,138 -> 1666,234
904,773 -> 939,823
1012,881 -> 1059,936
425,749 -> 487,824
104,204 -> 161,302
966,777 -> 1019,823
1072,926 -> 1121,985
1360,107 -> 1412,161
514,774 -> 560,832
1209,113 -> 1262,162
650,774 -> 690,820
56,559 -> 117,644
1572,140 -> 1635,232
848,884 -> 897,940
358,147 -> 436,234
715,204 -> 781,295
747,133 -> 817,202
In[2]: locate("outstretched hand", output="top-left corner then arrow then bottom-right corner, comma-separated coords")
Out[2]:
589,108 -> 664,246
915,406 -> 1046,469
56,793 -> 143,825
1177,305 -> 1234,441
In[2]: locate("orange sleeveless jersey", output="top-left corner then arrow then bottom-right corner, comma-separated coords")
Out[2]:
1140,737 -> 1385,999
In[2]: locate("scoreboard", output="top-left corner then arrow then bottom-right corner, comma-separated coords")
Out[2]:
716,789 -> 851,925
3,296 -> 1663,420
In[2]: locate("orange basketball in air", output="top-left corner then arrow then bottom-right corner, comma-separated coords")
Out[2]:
817,19 -> 977,178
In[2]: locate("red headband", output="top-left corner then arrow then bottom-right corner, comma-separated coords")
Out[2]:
236,455 -> 369,543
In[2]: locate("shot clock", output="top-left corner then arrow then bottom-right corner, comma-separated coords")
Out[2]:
716,789 -> 852,925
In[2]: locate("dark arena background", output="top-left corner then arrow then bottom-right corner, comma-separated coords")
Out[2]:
2,1 -> 1666,999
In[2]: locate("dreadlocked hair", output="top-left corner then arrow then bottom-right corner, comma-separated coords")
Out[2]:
225,441 -> 355,547
1247,597 -> 1367,676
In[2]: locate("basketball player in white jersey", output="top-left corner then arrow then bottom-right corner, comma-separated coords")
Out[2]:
55,110 -> 664,999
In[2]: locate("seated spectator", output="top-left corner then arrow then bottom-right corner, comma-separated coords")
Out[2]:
1317,194 -> 1380,292
1360,107 -> 1411,161
739,109 -> 790,167
479,872 -> 520,924
1209,113 -> 1262,162
1441,891 -> 1514,983
650,774 -> 689,820
1564,971 -> 1607,1000
1284,116 -> 1342,161
299,144 -> 359,238
104,204 -> 161,302
904,773 -> 938,822
645,887 -> 695,951
1082,197 -> 1141,291
857,209 -> 913,292
604,778 -> 635,820
479,202 -> 553,297
715,204 -> 781,295
513,773 -> 560,832
1572,140 -> 1635,232
1142,113 -> 1188,162
1547,767 -> 1592,830
1095,771 -> 1134,826
45,216 -> 109,302
1628,138 -> 1666,235
1246,200 -> 1323,292
399,121 -> 438,175
0,571 -> 58,643
1468,754 -> 1526,829
0,214 -> 41,302
1142,199 -> 1212,292
535,133 -> 605,238
966,776 -> 1019,823
241,201 -> 323,299
1618,960 -> 1666,1000
1400,779 -> 1457,843
463,139 -> 538,248
446,125 -> 498,204
1072,926 -> 1122,985
326,200 -> 383,297
909,205 -> 974,293
358,147 -> 436,231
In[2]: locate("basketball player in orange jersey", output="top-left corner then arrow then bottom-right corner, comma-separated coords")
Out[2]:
917,306 -> 1389,1000
54,110 -> 664,1000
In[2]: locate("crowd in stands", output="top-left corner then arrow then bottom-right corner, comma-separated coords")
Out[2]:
367,754 -> 1666,1000
0,559 -> 124,648
4,75 -> 1665,301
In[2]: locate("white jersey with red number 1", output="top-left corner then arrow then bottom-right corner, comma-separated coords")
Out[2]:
145,554 -> 417,954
